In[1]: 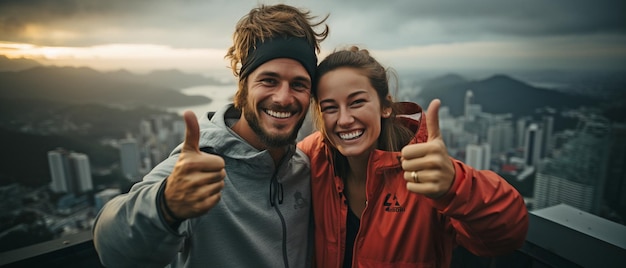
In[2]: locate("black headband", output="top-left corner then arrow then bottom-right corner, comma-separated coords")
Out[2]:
240,36 -> 317,80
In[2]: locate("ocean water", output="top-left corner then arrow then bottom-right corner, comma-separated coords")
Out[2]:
167,84 -> 237,119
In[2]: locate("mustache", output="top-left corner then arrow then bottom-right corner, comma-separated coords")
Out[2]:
265,103 -> 300,113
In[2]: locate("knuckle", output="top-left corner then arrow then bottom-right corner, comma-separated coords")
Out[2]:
177,158 -> 197,170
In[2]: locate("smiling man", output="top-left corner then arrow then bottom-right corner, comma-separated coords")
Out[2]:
92,4 -> 329,268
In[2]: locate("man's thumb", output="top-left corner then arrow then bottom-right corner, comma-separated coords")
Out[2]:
182,110 -> 200,152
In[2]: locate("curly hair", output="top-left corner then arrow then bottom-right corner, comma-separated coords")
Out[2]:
225,4 -> 329,109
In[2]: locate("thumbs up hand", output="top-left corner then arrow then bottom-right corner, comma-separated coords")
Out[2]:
401,99 -> 455,199
162,111 -> 226,223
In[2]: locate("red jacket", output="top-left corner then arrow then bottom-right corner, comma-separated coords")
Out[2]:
297,102 -> 528,268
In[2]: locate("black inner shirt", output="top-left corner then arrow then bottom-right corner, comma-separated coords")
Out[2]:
343,205 -> 360,268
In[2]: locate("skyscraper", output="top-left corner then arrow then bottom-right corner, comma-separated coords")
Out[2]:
603,123 -> 626,215
516,117 -> 529,149
48,149 -> 71,193
94,188 -> 121,212
119,138 -> 141,182
466,143 -> 491,170
524,123 -> 543,167
464,90 -> 473,122
47,148 -> 93,194
541,115 -> 555,158
533,116 -> 610,215
70,153 -> 93,193
487,121 -> 514,156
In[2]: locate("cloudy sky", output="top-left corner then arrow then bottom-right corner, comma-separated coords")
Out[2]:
1,0 -> 625,80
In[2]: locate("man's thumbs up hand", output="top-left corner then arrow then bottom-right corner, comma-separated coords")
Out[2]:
162,111 -> 226,223
400,99 -> 455,199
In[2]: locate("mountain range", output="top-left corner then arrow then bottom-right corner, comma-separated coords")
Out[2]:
2,56 -> 620,122
0,56 -> 231,108
412,73 -> 607,120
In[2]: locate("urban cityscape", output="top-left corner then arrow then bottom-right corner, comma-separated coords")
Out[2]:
1,86 -> 624,256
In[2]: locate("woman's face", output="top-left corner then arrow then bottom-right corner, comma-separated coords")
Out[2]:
317,67 -> 390,158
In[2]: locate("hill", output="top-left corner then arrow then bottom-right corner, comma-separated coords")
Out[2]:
105,69 -> 228,90
421,73 -> 468,89
415,74 -> 599,118
0,55 -> 41,72
0,66 -> 212,108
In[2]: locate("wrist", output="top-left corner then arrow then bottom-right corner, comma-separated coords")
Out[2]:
158,179 -> 184,227
161,194 -> 184,223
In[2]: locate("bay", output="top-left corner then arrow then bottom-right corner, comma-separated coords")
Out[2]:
167,84 -> 237,119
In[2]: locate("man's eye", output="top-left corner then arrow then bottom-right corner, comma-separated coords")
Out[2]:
260,78 -> 277,85
291,82 -> 310,92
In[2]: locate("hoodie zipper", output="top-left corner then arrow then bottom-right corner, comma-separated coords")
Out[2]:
269,157 -> 288,268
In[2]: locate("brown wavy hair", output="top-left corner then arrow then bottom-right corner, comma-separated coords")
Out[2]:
312,46 -> 414,179
225,4 -> 329,109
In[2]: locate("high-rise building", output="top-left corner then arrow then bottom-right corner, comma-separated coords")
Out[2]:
541,115 -> 554,158
524,123 -> 543,167
48,149 -> 71,193
47,148 -> 92,194
516,117 -> 529,149
120,138 -> 141,182
533,116 -> 610,215
70,153 -> 93,193
534,170 -> 595,213
139,120 -> 154,142
487,121 -> 514,156
94,188 -> 121,212
464,90 -> 473,122
466,143 -> 491,170
604,123 -> 626,215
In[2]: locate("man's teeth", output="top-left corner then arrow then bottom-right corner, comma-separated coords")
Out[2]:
266,109 -> 292,118
339,130 -> 363,140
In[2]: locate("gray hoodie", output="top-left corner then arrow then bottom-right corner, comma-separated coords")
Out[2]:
93,104 -> 312,268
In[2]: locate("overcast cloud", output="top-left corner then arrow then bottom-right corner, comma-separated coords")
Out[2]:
1,0 -> 625,75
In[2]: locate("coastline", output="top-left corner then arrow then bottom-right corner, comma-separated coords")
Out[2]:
167,84 -> 236,118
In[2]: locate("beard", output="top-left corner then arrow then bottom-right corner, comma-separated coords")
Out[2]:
243,105 -> 305,148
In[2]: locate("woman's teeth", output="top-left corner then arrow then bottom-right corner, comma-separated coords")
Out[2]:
339,130 -> 363,140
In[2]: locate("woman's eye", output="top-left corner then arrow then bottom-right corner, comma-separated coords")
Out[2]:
351,99 -> 366,106
321,106 -> 337,113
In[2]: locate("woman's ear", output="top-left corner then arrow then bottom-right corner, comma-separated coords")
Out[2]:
382,95 -> 393,118
382,107 -> 392,118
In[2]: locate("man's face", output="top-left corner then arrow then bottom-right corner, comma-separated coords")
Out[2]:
241,58 -> 311,148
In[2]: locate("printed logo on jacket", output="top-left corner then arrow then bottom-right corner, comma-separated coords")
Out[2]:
383,193 -> 405,212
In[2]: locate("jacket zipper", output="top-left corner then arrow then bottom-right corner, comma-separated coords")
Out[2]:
270,158 -> 288,268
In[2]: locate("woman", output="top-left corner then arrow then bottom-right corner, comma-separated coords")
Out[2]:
298,46 -> 528,267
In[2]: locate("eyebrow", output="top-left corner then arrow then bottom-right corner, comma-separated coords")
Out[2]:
319,90 -> 368,105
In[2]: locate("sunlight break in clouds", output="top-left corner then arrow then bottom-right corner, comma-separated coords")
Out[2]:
0,42 -> 231,77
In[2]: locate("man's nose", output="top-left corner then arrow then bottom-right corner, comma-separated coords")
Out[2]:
273,81 -> 293,105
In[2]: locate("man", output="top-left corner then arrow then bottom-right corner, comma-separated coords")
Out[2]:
93,4 -> 328,267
